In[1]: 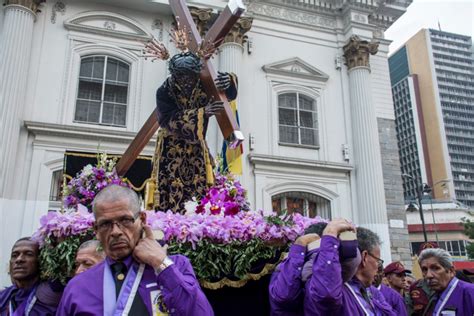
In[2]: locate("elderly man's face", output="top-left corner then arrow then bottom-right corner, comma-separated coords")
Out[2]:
9,240 -> 39,282
421,257 -> 455,292
75,246 -> 104,275
94,198 -> 143,261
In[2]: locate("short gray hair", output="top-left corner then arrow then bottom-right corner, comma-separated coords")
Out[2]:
92,185 -> 140,217
356,227 -> 381,253
418,248 -> 453,270
78,240 -> 104,257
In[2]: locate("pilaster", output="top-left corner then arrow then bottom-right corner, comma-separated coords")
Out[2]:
0,0 -> 42,197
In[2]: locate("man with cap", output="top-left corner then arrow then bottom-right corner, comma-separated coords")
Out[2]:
305,220 -> 395,315
416,248 -> 474,315
384,261 -> 411,295
374,263 -> 408,316
57,185 -> 213,315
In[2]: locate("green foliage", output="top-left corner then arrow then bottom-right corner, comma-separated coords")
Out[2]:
168,239 -> 283,281
461,217 -> 474,259
39,231 -> 95,285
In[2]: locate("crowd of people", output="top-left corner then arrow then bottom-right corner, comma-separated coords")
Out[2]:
1,185 -> 474,315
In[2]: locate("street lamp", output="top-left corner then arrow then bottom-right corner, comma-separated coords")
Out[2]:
402,174 -> 428,242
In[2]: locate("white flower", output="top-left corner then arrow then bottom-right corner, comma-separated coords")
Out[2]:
82,165 -> 94,176
184,198 -> 198,215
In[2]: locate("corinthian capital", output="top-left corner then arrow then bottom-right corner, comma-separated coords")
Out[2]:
189,6 -> 214,37
223,17 -> 253,45
343,35 -> 379,70
4,0 -> 45,12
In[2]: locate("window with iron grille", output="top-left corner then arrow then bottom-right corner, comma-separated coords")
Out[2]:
278,92 -> 319,147
74,56 -> 129,127
271,191 -> 331,219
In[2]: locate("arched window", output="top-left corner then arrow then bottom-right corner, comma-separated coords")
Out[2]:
271,191 -> 331,219
278,92 -> 318,146
74,56 -> 129,126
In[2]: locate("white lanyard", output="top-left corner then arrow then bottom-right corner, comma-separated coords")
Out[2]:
434,278 -> 459,316
8,289 -> 37,316
122,264 -> 145,316
344,282 -> 370,316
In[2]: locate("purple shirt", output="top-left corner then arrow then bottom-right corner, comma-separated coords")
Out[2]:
269,244 -> 306,316
56,254 -> 213,316
433,277 -> 474,315
304,235 -> 396,316
0,283 -> 59,316
378,284 -> 407,316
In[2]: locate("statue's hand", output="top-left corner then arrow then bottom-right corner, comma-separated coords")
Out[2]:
205,101 -> 224,118
215,71 -> 231,91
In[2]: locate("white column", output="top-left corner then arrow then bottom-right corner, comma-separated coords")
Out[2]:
207,42 -> 244,156
0,4 -> 36,198
344,36 -> 391,262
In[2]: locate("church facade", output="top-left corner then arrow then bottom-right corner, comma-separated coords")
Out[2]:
0,0 -> 412,286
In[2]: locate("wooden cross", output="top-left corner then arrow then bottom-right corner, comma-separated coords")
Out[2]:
116,0 -> 246,176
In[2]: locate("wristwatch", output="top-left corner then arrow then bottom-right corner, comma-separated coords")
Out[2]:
154,256 -> 174,275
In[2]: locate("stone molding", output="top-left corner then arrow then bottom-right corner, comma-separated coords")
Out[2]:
64,11 -> 151,41
248,2 -> 335,29
4,0 -> 44,13
262,57 -> 329,82
343,35 -> 379,70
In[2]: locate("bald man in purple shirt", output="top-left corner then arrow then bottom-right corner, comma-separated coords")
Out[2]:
57,185 -> 213,315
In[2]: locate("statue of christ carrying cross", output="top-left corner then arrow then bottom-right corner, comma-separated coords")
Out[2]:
136,0 -> 246,213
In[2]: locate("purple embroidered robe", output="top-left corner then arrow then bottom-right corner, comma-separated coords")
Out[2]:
56,254 -> 213,316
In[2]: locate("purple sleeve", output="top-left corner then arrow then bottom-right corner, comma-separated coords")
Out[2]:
306,235 -> 342,306
392,293 -> 408,316
269,244 -> 306,306
157,255 -> 213,316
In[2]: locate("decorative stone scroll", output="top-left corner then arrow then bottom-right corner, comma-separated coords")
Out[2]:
343,35 -> 379,70
223,17 -> 252,45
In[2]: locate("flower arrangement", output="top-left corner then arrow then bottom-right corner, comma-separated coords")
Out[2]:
185,171 -> 250,217
62,153 -> 128,211
33,208 -> 325,285
32,206 -> 95,284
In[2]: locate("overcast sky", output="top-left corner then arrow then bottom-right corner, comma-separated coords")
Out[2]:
384,0 -> 473,55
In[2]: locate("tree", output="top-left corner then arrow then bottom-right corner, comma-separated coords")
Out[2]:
461,217 -> 474,259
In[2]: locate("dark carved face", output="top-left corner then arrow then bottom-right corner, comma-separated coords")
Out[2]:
9,240 -> 40,282
169,52 -> 202,90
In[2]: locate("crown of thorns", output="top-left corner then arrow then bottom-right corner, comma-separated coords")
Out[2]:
142,17 -> 220,62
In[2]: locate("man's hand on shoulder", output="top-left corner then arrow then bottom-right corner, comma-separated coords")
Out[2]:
133,225 -> 168,269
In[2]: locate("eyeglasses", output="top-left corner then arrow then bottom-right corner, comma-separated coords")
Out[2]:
96,214 -> 138,233
367,252 -> 384,266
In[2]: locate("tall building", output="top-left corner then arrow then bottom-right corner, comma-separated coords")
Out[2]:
389,29 -> 474,206
0,0 -> 412,286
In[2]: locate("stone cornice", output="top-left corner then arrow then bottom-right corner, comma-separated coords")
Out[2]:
24,121 -> 156,145
247,0 -> 412,31
4,0 -> 45,13
249,153 -> 353,173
